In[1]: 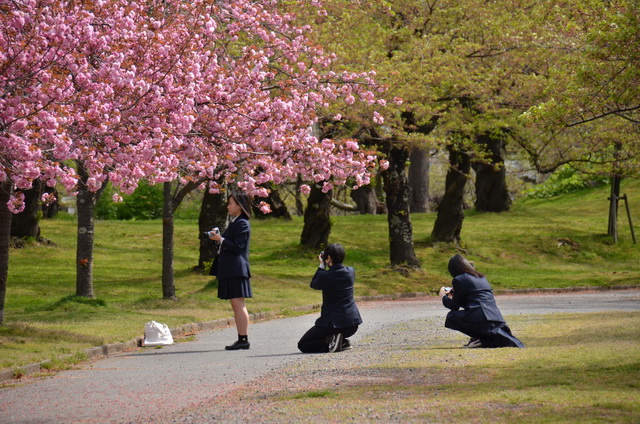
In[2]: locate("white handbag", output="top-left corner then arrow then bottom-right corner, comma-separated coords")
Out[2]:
142,320 -> 174,346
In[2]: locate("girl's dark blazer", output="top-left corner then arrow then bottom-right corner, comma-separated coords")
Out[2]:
442,273 -> 505,323
311,263 -> 363,329
208,216 -> 251,280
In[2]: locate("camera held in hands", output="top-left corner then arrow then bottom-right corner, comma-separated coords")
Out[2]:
443,286 -> 452,294
203,227 -> 220,238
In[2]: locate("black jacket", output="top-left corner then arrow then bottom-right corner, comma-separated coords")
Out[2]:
311,263 -> 363,328
442,273 -> 505,323
209,216 -> 251,279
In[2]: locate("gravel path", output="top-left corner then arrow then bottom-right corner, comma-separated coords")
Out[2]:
1,290 -> 638,423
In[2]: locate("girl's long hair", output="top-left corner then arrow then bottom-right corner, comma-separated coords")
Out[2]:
448,254 -> 484,278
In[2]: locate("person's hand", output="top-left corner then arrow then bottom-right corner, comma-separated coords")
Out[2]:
439,286 -> 453,298
209,230 -> 222,243
318,253 -> 325,267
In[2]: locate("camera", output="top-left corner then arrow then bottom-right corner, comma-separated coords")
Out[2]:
443,286 -> 452,294
203,227 -> 220,238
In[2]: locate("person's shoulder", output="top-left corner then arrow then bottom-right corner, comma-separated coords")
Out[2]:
335,264 -> 354,275
236,216 -> 250,228
453,273 -> 475,284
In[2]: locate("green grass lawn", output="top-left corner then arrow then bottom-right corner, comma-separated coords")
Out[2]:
2,178 -> 639,372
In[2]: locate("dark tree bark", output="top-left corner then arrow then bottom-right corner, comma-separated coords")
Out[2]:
198,187 -> 228,270
402,111 -> 438,215
608,175 -> 622,241
408,145 -> 431,213
300,183 -> 332,250
0,181 -> 12,325
162,179 -> 202,300
10,179 -> 42,240
431,145 -> 471,244
294,175 -> 304,216
381,142 -> 420,268
162,182 -> 177,300
473,132 -> 511,212
252,184 -> 291,220
41,185 -> 60,219
75,162 -> 107,298
350,185 -> 380,214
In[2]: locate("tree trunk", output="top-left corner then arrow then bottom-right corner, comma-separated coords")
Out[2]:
75,163 -> 106,298
350,185 -> 379,214
300,183 -> 332,250
409,146 -> 430,213
382,143 -> 420,268
198,187 -> 228,270
10,179 -> 42,240
431,145 -> 471,243
162,182 -> 177,300
252,183 -> 291,220
0,182 -> 13,325
473,132 -> 511,212
294,175 -> 304,216
41,185 -> 60,219
162,179 -> 202,299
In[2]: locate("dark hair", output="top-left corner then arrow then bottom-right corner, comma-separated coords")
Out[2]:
448,254 -> 484,278
230,192 -> 252,218
323,243 -> 345,264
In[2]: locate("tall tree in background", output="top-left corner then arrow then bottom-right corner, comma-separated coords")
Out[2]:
473,131 -> 511,212
197,185 -> 227,271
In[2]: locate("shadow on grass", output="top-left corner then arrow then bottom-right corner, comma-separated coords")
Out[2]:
26,295 -> 108,313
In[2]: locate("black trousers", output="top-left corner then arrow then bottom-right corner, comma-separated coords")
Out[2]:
297,324 -> 359,353
445,308 -> 524,348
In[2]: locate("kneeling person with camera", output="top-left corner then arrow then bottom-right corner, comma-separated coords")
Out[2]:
298,243 -> 362,353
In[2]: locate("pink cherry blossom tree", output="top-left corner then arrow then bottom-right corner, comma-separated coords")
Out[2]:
1,0 -> 83,324
142,0 -> 387,298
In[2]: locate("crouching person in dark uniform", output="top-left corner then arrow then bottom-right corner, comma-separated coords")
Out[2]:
298,243 -> 362,353
440,254 -> 525,348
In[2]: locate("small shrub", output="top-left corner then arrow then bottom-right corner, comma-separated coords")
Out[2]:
96,181 -> 164,220
522,165 -> 608,199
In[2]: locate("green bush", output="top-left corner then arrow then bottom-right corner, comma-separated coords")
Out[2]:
522,165 -> 609,199
96,181 -> 164,220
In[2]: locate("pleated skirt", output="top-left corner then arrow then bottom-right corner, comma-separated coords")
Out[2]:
218,277 -> 253,299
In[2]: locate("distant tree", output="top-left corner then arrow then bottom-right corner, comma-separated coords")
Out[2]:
197,182 -> 228,271
409,146 -> 431,214
300,183 -> 333,250
10,180 -> 42,240
473,131 -> 511,213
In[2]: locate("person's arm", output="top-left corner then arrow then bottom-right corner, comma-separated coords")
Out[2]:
310,267 -> 328,290
220,220 -> 249,254
442,278 -> 463,310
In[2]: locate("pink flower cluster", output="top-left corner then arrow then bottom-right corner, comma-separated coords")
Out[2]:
1,0 -> 386,212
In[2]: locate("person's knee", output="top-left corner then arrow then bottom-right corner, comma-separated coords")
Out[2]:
297,341 -> 311,353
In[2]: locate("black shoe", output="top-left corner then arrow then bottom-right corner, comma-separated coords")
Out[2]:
328,333 -> 344,353
341,338 -> 352,351
225,340 -> 250,350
